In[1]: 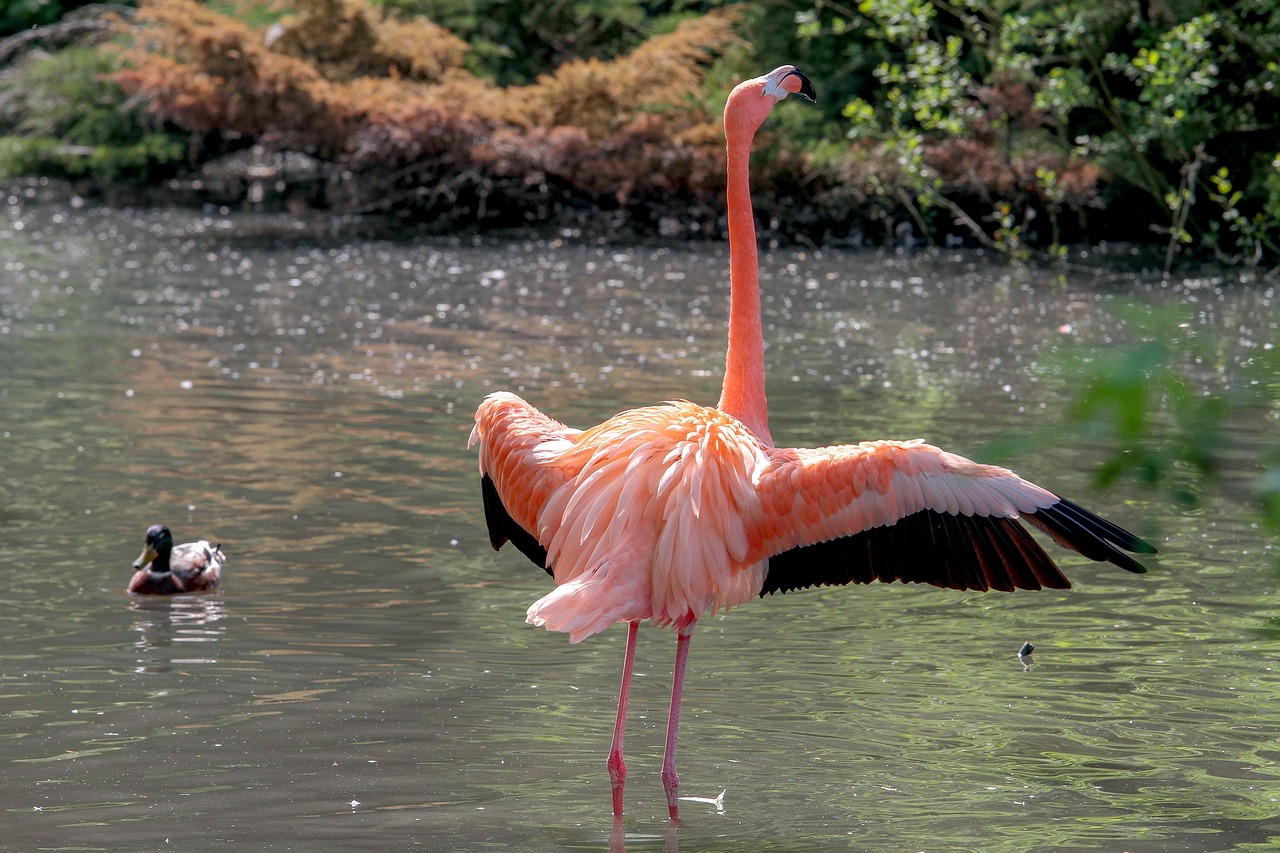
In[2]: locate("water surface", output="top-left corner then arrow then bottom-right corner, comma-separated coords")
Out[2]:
1,198 -> 1278,851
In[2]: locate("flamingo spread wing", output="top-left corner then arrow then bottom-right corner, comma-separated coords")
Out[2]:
753,442 -> 1153,596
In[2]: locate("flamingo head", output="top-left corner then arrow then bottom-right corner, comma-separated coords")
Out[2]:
724,65 -> 816,141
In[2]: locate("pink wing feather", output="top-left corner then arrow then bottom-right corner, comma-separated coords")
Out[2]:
751,440 -> 1152,596
470,391 -> 581,571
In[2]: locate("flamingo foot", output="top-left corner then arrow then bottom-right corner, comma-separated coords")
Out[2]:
609,621 -> 640,817
662,764 -> 681,821
608,748 -> 626,816
662,629 -> 693,822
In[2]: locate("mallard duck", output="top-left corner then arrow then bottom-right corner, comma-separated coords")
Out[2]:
129,524 -> 224,595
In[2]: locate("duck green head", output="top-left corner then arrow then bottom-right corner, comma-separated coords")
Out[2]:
133,524 -> 174,569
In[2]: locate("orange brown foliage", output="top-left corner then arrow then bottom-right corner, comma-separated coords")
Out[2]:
500,11 -> 742,139
114,0 -> 346,153
110,0 -> 744,221
267,0 -> 468,82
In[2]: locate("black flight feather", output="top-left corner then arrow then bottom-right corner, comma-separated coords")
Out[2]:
481,475 -> 552,576
760,496 -> 1154,597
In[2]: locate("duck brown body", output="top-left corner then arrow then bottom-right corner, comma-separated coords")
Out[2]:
129,524 -> 224,595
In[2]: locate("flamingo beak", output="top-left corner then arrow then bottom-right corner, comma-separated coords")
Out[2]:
762,67 -> 817,103
784,69 -> 817,103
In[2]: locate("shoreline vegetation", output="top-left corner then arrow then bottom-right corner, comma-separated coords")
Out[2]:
2,1 -> 1280,270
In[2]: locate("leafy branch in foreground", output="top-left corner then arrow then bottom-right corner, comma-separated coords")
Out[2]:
1064,302 -> 1280,536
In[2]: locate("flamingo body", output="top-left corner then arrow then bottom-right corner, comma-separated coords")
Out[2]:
470,65 -> 1155,821
474,396 -> 768,640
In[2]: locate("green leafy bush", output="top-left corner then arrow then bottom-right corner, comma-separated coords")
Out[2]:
0,45 -> 184,183
1,0 -> 105,37
795,0 -> 1280,266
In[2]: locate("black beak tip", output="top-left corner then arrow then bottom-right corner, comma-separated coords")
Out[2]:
791,70 -> 817,103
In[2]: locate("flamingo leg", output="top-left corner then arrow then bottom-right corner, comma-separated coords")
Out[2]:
662,628 -> 694,821
608,620 -> 640,817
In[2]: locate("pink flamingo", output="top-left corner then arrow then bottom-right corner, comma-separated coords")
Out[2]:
469,65 -> 1155,821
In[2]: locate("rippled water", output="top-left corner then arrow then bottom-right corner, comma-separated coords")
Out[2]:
2,196 -> 1279,851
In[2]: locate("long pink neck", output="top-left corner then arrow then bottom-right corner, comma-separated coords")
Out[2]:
717,129 -> 773,445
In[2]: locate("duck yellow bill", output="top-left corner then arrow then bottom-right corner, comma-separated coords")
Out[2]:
133,545 -> 157,569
